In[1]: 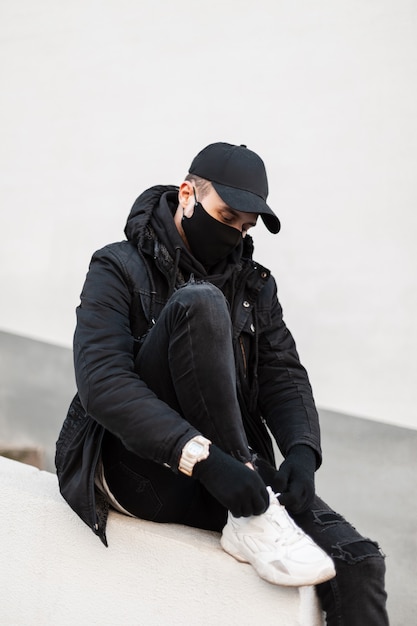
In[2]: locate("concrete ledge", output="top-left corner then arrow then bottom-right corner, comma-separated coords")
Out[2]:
0,456 -> 324,625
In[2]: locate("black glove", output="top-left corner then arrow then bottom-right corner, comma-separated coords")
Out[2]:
193,444 -> 269,517
255,445 -> 317,514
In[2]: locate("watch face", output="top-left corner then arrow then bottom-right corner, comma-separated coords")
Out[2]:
188,442 -> 204,456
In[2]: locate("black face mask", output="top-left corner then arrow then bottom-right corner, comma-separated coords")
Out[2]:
182,201 -> 242,267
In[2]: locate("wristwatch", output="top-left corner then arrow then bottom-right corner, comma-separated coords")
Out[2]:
178,436 -> 212,476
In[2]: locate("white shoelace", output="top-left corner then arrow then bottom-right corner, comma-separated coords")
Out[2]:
266,488 -> 308,547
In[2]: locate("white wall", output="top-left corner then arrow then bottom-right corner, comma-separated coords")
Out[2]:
1,1 -> 416,429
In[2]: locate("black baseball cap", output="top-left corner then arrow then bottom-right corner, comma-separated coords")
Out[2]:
188,142 -> 280,233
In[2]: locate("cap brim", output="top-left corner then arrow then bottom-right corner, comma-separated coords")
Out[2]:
212,181 -> 281,234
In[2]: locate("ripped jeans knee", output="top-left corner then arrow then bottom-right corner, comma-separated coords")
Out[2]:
291,496 -> 389,626
300,501 -> 385,564
331,536 -> 383,564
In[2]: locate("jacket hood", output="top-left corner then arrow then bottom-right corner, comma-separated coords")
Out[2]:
125,184 -> 255,260
124,185 -> 179,245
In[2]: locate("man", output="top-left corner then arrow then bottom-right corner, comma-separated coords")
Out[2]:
56,142 -> 388,624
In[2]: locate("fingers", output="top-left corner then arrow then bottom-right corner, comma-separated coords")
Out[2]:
250,487 -> 270,516
237,494 -> 268,517
278,482 -> 313,514
238,473 -> 270,517
278,490 -> 302,512
271,465 -> 290,494
226,466 -> 269,517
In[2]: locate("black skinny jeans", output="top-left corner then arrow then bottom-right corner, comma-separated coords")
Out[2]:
102,282 -> 389,626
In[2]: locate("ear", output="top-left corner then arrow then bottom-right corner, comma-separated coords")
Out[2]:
178,181 -> 195,217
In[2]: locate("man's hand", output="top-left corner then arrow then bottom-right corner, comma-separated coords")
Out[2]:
192,444 -> 269,517
255,445 -> 317,514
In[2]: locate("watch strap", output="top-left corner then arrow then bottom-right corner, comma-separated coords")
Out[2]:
178,436 -> 211,476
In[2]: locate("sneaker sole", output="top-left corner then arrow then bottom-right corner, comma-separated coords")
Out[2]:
220,534 -> 336,587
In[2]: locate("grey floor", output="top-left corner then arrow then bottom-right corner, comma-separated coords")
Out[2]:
0,329 -> 415,625
315,411 -> 416,625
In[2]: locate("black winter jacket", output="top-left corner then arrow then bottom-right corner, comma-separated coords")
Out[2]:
55,186 -> 321,546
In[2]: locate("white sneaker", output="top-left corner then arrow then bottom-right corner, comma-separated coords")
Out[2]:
220,487 -> 336,587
